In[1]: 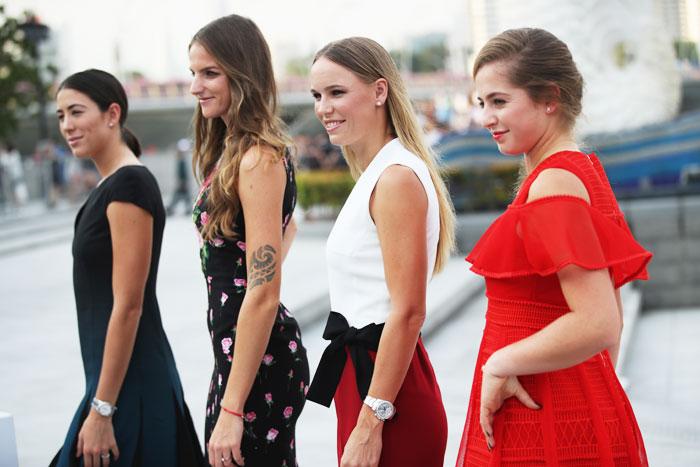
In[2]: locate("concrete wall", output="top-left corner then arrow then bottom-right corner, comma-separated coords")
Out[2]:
455,195 -> 700,310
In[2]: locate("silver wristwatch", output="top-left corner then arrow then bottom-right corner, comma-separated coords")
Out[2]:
363,395 -> 396,421
91,398 -> 117,417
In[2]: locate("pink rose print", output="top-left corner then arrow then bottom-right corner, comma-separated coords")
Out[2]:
221,337 -> 233,355
218,373 -> 222,387
262,354 -> 274,366
288,369 -> 294,379
234,278 -> 247,288
265,393 -> 273,405
244,411 -> 257,423
288,340 -> 297,353
207,276 -> 212,284
211,237 -> 224,247
236,241 -> 246,251
236,257 -> 243,266
200,211 -> 209,225
283,406 -> 293,419
220,292 -> 228,306
304,385 -> 309,396
266,428 -> 279,442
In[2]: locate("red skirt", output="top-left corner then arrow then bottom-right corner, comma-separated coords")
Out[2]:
334,338 -> 448,466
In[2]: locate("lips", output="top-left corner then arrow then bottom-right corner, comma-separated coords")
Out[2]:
323,120 -> 344,133
199,97 -> 214,105
491,130 -> 508,141
67,136 -> 83,147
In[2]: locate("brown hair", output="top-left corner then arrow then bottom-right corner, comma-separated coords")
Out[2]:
314,37 -> 455,273
473,28 -> 584,129
190,14 -> 291,241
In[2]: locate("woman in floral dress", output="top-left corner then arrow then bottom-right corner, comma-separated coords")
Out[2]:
188,15 -> 309,467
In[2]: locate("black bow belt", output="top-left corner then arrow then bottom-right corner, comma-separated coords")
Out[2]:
306,311 -> 384,407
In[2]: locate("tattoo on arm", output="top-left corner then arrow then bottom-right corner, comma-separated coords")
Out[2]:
247,245 -> 277,291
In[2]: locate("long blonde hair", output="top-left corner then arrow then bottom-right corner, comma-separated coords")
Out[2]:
313,37 -> 455,272
190,14 -> 292,241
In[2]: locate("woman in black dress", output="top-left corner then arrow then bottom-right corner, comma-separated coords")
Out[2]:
51,69 -> 204,467
188,15 -> 309,467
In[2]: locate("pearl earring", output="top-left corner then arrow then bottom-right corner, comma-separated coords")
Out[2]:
546,106 -> 552,113
109,123 -> 114,128
376,100 -> 382,106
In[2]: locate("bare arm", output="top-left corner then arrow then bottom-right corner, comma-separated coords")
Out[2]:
78,201 -> 153,465
608,288 -> 624,367
208,147 -> 286,466
341,165 -> 429,466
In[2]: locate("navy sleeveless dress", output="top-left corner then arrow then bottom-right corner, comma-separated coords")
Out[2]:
51,165 -> 204,466
193,152 -> 309,466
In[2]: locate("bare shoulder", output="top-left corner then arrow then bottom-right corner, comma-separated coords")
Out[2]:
239,145 -> 285,174
528,168 -> 590,203
375,164 -> 425,200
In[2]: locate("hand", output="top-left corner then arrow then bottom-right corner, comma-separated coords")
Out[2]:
480,365 -> 540,451
340,407 -> 383,467
76,411 -> 120,467
208,410 -> 245,467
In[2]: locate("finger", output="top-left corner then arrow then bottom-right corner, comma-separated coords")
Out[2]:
76,436 -> 83,458
514,384 -> 541,410
112,443 -> 120,461
480,407 -> 495,450
232,446 -> 245,466
207,444 -> 215,466
102,453 -> 110,467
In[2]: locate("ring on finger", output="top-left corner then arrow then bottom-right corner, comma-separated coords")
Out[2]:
100,452 -> 110,459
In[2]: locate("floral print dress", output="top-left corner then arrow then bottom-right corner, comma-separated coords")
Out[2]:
193,152 -> 309,465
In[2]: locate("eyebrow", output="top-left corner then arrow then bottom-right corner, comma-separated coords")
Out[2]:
309,84 -> 345,93
481,91 -> 509,100
56,103 -> 87,114
189,66 -> 219,73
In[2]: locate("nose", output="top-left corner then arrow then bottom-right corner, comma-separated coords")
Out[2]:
190,75 -> 203,96
60,115 -> 74,134
315,95 -> 332,119
480,106 -> 495,129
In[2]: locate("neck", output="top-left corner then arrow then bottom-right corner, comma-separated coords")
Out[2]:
93,139 -> 138,180
523,129 -> 579,174
349,130 -> 395,172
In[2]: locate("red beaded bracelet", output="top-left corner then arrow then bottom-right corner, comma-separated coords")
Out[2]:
221,405 -> 244,419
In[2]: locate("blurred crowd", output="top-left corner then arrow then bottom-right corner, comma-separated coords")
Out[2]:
0,140 -> 99,214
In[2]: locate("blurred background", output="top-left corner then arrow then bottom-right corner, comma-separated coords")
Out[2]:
1,0 -> 699,466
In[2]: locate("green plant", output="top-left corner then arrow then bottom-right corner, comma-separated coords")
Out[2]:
296,170 -> 355,211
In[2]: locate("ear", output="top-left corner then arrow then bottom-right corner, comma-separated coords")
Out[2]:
543,84 -> 560,114
106,102 -> 122,127
373,78 -> 389,106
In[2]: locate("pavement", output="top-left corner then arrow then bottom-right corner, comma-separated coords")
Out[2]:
0,207 -> 699,466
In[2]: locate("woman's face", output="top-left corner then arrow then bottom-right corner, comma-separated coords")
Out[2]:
189,41 -> 232,120
474,61 -> 549,156
56,88 -> 113,158
309,57 -> 384,147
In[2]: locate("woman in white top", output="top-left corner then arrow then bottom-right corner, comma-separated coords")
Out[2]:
306,37 -> 456,467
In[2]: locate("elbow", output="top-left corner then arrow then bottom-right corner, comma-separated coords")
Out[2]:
595,313 -> 622,351
393,304 -> 426,332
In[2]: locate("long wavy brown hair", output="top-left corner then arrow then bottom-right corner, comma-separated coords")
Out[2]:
190,14 -> 292,241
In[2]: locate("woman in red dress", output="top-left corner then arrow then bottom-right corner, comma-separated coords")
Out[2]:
457,28 -> 652,466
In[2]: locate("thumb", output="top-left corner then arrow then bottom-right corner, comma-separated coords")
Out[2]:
514,383 -> 541,410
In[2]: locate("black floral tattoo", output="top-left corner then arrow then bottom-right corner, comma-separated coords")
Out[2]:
248,245 -> 277,291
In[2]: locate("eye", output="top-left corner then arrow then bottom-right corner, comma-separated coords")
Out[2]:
311,92 -> 321,101
493,98 -> 506,106
477,100 -> 484,109
205,70 -> 219,77
331,89 -> 345,97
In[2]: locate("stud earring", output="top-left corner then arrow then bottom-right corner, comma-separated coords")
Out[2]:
108,122 -> 114,128
376,100 -> 382,106
546,106 -> 552,113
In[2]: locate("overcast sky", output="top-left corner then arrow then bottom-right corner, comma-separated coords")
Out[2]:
8,0 -> 467,81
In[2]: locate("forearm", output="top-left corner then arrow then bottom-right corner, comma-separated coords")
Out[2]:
94,307 -> 142,403
366,307 -> 425,402
220,293 -> 279,412
281,218 -> 297,263
485,311 -> 619,377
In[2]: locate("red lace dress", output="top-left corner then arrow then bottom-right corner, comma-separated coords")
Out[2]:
456,151 -> 652,466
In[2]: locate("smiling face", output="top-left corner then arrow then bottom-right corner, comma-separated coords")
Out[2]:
309,57 -> 385,147
189,41 -> 232,120
56,88 -> 113,158
474,61 -> 550,156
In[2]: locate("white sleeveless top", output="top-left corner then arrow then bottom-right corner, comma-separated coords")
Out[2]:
326,138 -> 440,328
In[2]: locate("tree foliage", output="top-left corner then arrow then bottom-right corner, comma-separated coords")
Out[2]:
0,3 -> 55,143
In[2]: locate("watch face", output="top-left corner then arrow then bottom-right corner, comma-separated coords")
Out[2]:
98,404 -> 112,416
376,402 -> 394,420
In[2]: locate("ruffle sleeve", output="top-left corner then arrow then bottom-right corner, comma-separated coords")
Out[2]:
466,196 -> 652,288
